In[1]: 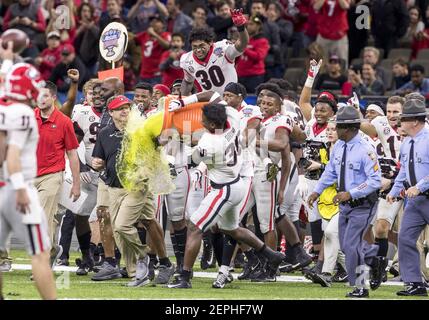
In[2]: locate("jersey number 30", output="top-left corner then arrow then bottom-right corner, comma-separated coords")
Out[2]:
195,66 -> 225,90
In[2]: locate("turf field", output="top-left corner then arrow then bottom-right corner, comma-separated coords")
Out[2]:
1,250 -> 425,300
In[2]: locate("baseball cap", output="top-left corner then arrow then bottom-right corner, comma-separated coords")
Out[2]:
108,95 -> 131,110
329,54 -> 340,63
154,84 -> 171,96
47,31 -> 61,39
61,43 -> 75,56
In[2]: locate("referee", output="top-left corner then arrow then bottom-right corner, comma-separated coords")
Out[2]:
92,95 -> 174,287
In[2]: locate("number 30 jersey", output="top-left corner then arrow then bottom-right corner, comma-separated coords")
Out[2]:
192,107 -> 242,185
180,40 -> 243,95
72,104 -> 101,165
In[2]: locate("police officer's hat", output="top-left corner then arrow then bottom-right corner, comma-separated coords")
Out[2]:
335,106 -> 361,124
400,99 -> 427,118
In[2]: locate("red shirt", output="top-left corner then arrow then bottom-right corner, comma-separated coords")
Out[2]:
35,108 -> 79,177
236,35 -> 270,77
160,50 -> 184,88
136,31 -> 171,79
39,46 -> 62,80
316,0 -> 348,40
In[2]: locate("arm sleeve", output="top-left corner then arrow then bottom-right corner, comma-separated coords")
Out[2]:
34,8 -> 46,32
225,42 -> 243,61
191,136 -> 216,165
7,130 -> 29,150
180,55 -> 194,83
389,164 -> 406,197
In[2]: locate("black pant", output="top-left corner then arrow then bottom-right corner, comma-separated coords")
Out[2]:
58,210 -> 75,260
238,75 -> 265,94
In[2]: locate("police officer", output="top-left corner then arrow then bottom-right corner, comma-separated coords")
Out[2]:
387,99 -> 429,297
308,106 -> 384,298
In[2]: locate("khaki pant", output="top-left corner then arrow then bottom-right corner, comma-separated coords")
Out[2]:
96,181 -> 110,208
108,187 -> 155,276
316,34 -> 349,67
34,172 -> 64,244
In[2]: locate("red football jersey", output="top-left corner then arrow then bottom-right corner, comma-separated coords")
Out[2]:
316,0 -> 348,40
136,31 -> 172,78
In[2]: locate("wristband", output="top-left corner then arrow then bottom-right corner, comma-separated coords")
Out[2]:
237,25 -> 245,32
9,172 -> 25,190
182,94 -> 198,106
304,76 -> 315,88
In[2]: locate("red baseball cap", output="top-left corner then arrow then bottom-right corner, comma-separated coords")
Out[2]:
61,43 -> 75,56
108,95 -> 131,110
154,84 -> 171,96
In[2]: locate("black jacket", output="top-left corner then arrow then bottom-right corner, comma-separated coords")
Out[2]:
371,0 -> 410,39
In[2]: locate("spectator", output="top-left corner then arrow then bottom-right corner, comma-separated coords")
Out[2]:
356,63 -> 385,96
392,58 -> 411,90
267,1 -> 293,73
135,16 -> 171,85
342,63 -> 361,96
236,14 -> 270,93
207,1 -> 234,41
396,64 -> 429,97
99,0 -> 128,32
74,2 -> 100,73
362,46 -> 389,87
314,0 -> 350,67
282,0 -> 313,56
177,0 -> 206,17
411,6 -> 429,58
35,31 -> 62,80
347,0 -> 368,62
3,0 -> 47,58
123,54 -> 137,91
45,0 -> 77,46
403,6 -> 425,45
191,5 -> 209,29
315,54 -> 347,91
159,32 -> 185,88
165,0 -> 193,35
127,0 -> 168,34
49,44 -> 89,96
251,0 -> 282,79
371,0 -> 410,58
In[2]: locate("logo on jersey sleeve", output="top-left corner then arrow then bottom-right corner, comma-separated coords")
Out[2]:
214,47 -> 224,57
383,127 -> 390,135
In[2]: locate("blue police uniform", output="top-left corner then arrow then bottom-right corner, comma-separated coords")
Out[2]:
314,133 -> 381,289
388,125 -> 429,290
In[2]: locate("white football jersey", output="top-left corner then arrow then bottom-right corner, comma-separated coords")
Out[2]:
359,130 -> 385,158
371,116 -> 401,161
0,101 -> 11,183
1,101 -> 39,181
71,104 -> 101,165
238,102 -> 262,177
255,113 -> 294,172
193,107 -> 242,184
305,118 -> 328,143
180,40 -> 242,95
282,100 -> 307,131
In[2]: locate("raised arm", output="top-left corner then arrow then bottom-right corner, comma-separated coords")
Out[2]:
299,59 -> 322,121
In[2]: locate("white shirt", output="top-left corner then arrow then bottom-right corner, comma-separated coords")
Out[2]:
371,115 -> 401,161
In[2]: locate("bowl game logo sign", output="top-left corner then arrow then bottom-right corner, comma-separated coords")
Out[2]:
99,22 -> 129,63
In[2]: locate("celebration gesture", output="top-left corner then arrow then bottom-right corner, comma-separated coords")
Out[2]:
230,8 -> 247,27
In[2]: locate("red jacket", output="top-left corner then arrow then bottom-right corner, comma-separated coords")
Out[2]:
39,46 -> 62,80
236,34 -> 270,77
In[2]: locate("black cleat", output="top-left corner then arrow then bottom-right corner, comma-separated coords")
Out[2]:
167,276 -> 192,289
389,265 -> 400,277
346,287 -> 369,298
251,267 -> 276,282
370,256 -> 388,291
397,283 -> 428,296
332,263 -> 348,282
75,257 -> 94,276
312,272 -> 332,287
200,240 -> 215,270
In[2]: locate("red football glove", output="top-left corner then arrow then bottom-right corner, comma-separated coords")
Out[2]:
230,8 -> 247,27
